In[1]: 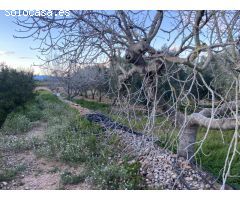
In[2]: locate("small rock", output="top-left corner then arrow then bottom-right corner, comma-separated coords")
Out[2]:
2,182 -> 8,186
128,160 -> 136,165
205,184 -> 211,189
172,154 -> 177,158
146,173 -> 154,180
185,177 -> 193,181
118,160 -> 123,165
172,174 -> 177,179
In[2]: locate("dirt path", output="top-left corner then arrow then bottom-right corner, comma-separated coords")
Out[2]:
0,121 -> 92,190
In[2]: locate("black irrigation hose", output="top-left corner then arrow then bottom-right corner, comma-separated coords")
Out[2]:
85,113 -> 143,136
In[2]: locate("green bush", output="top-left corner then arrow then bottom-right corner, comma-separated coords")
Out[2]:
0,65 -> 35,126
60,171 -> 86,185
40,120 -> 101,163
0,136 -> 41,152
2,114 -> 31,135
90,159 -> 145,190
25,106 -> 43,122
0,165 -> 26,182
0,168 -> 18,182
20,101 -> 43,122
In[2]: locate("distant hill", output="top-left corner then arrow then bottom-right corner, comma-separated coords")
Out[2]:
33,75 -> 50,81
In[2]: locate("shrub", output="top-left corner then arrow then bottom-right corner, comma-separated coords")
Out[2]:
60,171 -> 86,185
0,65 -> 35,126
0,135 -> 41,152
24,106 -> 43,122
90,159 -> 145,190
20,101 -> 43,122
2,114 -> 31,135
40,121 -> 101,163
0,164 -> 26,182
0,168 -> 18,182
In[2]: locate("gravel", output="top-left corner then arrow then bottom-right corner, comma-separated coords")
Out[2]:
85,113 -> 222,190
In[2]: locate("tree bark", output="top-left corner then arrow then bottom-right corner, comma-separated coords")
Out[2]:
91,90 -> 95,99
178,125 -> 199,162
98,90 -> 102,102
85,91 -> 88,98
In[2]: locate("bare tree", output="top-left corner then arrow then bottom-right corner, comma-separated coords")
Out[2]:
15,10 -> 240,188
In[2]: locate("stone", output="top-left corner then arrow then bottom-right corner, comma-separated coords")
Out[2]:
185,177 -> 193,181
146,173 -> 154,180
205,184 -> 211,189
2,182 -> 8,186
172,174 -> 177,179
128,159 -> 136,164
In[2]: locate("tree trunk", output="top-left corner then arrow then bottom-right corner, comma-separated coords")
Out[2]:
67,85 -> 71,100
85,91 -> 88,98
178,125 -> 198,162
98,90 -> 102,102
91,90 -> 95,99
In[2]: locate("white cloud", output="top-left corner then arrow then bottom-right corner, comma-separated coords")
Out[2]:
19,56 -> 32,59
0,50 -> 15,56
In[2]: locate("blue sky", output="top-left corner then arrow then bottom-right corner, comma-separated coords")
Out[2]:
0,10 -> 43,74
0,10 -> 180,75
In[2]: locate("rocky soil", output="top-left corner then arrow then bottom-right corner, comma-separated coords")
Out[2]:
7,89 -> 224,190
84,113 -> 222,190
59,95 -> 225,190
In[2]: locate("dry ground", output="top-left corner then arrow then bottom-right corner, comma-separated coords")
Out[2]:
0,120 -> 93,190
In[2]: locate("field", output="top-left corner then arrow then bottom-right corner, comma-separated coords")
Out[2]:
0,89 -> 239,189
73,98 -> 240,189
0,91 -> 145,190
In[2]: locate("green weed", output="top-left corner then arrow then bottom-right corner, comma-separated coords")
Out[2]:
1,114 -> 31,135
60,171 -> 86,185
74,99 -> 110,113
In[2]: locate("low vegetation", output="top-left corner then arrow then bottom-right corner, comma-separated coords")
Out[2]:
0,91 -> 146,189
60,171 -> 86,185
120,117 -> 240,189
1,88 -> 239,189
195,129 -> 240,189
73,98 -> 110,113
0,165 -> 26,182
1,114 -> 31,135
59,97 -> 240,189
